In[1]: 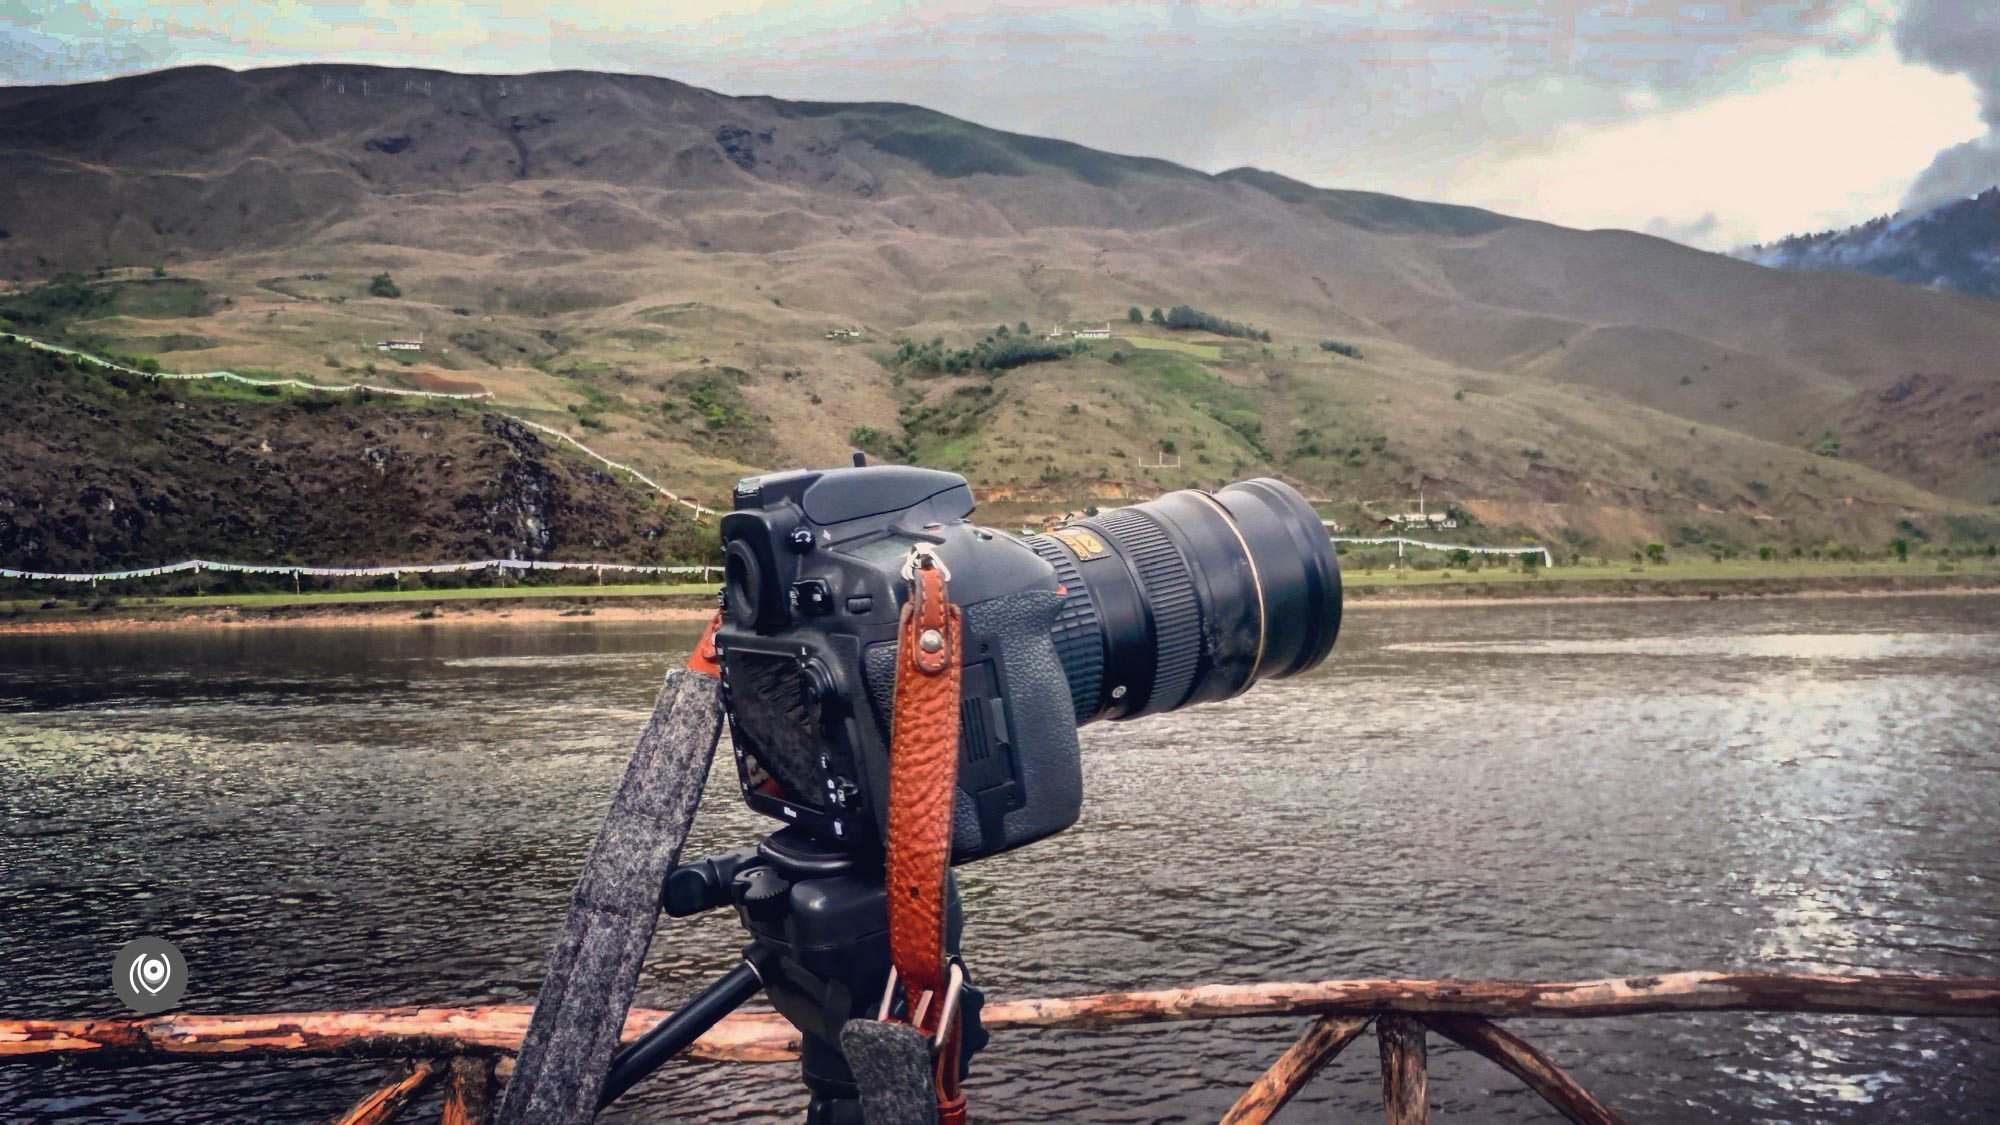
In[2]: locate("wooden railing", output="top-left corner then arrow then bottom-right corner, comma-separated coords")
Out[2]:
5,971 -> 1997,1123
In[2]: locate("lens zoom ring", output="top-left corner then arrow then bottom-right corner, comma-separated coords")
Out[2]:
1024,535 -> 1104,722
1091,507 -> 1202,710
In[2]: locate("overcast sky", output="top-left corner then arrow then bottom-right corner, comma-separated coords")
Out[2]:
3,1 -> 1995,250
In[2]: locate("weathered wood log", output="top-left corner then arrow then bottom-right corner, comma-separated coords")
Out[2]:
982,971 -> 2000,1027
1378,1015 -> 1429,1125
0,1005 -> 796,1067
499,664 -> 725,1125
1422,1015 -> 1625,1125
442,1055 -> 498,1125
5,972 -> 1997,1070
332,1058 -> 443,1125
1220,1015 -> 1370,1125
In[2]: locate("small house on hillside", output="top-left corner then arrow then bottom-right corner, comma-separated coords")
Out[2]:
1388,510 -> 1458,531
825,326 -> 863,340
1072,323 -> 1112,340
375,338 -> 423,352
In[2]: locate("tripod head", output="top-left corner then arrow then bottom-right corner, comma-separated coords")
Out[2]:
603,827 -> 989,1121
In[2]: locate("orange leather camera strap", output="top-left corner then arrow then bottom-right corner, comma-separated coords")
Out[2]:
885,551 -> 968,1123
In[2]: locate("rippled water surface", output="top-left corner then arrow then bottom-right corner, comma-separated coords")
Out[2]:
3,596 -> 1998,1122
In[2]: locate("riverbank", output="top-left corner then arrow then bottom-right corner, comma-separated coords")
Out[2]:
3,566 -> 1997,634
0,585 -> 720,634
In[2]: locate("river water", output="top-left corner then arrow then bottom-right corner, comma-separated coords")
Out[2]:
2,595 -> 1997,1122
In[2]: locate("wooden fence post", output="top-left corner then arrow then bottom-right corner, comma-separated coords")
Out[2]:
1422,1015 -> 1625,1125
1221,1015 -> 1370,1125
332,1058 -> 443,1124
1378,1015 -> 1429,1125
442,1054 -> 498,1125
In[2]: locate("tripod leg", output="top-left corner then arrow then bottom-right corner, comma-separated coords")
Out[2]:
597,959 -> 766,1110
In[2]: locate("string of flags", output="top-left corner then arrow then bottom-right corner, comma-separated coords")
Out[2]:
0,558 -> 722,583
1330,536 -> 1554,567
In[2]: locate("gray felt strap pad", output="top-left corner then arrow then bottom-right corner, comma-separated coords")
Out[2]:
840,1018 -> 940,1125
497,666 -> 725,1125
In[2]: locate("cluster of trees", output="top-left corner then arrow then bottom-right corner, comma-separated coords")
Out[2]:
891,332 -> 1087,374
0,273 -> 113,328
1319,340 -> 1362,358
369,272 -> 402,299
1142,305 -> 1272,341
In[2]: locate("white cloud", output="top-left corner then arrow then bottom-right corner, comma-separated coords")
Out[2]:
1439,43 -> 1985,249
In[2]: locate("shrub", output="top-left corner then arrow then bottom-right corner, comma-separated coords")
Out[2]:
1812,431 -> 1839,458
369,272 -> 401,298
1159,304 -> 1269,341
1318,340 -> 1361,358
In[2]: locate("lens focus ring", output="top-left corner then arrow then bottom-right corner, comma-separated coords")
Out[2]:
1088,507 -> 1201,711
1024,535 -> 1104,722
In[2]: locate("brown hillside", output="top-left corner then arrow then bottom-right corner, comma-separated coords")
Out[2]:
1,63 -> 1996,555
0,340 -> 705,570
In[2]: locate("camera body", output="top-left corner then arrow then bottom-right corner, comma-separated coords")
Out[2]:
715,465 -> 1082,864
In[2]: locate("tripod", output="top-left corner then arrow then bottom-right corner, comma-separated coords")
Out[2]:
598,825 -> 990,1121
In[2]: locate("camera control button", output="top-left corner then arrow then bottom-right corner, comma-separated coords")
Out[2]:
792,579 -> 833,615
845,595 -> 874,614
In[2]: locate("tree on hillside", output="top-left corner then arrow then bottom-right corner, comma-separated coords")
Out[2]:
370,272 -> 401,299
1017,321 -> 1030,336
1149,307 -> 1165,325
1644,542 -> 1667,564
1127,306 -> 1143,323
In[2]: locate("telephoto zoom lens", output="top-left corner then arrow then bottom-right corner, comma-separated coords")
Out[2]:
1022,478 -> 1341,723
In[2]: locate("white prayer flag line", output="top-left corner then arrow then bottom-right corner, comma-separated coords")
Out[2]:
1330,536 -> 1554,568
0,559 -> 721,583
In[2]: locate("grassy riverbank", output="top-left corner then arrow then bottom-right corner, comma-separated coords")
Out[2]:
1342,556 -> 1999,591
4,560 -> 1998,634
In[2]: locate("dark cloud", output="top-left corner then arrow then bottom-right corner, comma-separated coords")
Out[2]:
1896,0 -> 2000,211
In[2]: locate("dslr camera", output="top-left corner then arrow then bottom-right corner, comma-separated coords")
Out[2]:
714,464 -> 1342,862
